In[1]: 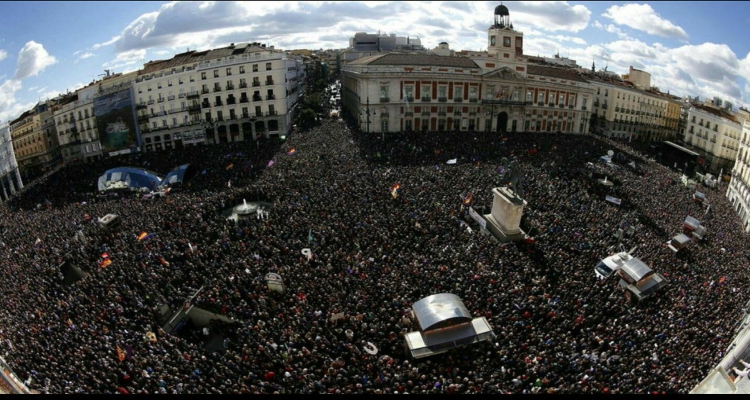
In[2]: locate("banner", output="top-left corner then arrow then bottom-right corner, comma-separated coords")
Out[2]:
605,195 -> 622,205
468,207 -> 487,229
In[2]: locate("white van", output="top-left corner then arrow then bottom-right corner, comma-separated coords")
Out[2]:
595,246 -> 637,280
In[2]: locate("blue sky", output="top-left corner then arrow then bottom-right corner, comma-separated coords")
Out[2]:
2,1 -> 750,124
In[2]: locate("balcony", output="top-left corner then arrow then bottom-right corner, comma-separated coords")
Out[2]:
537,102 -> 544,106
188,105 -> 201,114
178,93 -> 186,99
168,95 -> 176,101
255,112 -> 264,117
379,97 -> 389,103
252,81 -> 261,87
454,97 -> 463,103
438,111 -> 447,116
469,97 -> 478,103
242,112 -> 250,119
228,115 -> 237,120
136,102 -> 147,109
548,103 -> 554,107
453,111 -> 462,116
267,110 -> 278,116
213,87 -> 222,93
239,82 -> 248,89
421,111 -> 430,116
158,98 -> 165,103
253,96 -> 262,102
582,106 -> 587,111
266,94 -> 276,100
421,96 -> 431,102
148,100 -> 155,105
201,88 -> 210,94
438,97 -> 447,102
214,101 -> 223,107
469,111 -> 477,116
558,104 -> 564,108
568,105 -> 575,109
602,104 -> 608,110
406,96 -> 414,102
227,98 -> 236,105
265,79 -> 275,85
240,97 -> 249,103
226,85 -> 235,91
201,102 -> 211,108
216,117 -> 224,122
404,111 -> 414,117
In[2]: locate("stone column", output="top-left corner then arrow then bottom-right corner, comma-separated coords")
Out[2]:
483,186 -> 528,243
14,167 -> 23,190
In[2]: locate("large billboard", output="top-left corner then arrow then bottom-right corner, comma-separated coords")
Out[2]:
93,88 -> 139,154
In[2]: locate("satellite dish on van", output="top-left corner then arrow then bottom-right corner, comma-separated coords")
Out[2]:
607,150 -> 614,157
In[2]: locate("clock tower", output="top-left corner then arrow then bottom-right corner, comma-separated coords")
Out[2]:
487,3 -> 524,63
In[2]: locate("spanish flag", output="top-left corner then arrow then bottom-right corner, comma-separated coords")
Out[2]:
116,345 -> 125,362
137,232 -> 148,241
99,259 -> 112,268
287,148 -> 297,156
390,183 -> 401,199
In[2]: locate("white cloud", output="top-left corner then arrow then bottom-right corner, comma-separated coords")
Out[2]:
13,41 -> 58,80
592,20 -> 631,40
0,49 -> 7,62
602,4 -> 688,41
102,49 -> 146,71
75,52 -> 95,63
0,79 -> 26,124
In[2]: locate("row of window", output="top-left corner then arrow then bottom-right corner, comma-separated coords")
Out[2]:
396,85 -> 583,107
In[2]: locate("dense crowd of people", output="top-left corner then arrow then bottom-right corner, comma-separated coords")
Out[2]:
0,116 -> 748,394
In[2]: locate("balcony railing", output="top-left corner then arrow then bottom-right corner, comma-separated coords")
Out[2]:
421,97 -> 431,102
158,98 -> 165,103
168,95 -> 176,101
240,97 -> 249,103
438,111 -> 447,116
213,87 -> 222,92
242,112 -> 250,119
266,95 -> 276,100
469,98 -> 478,103
226,85 -> 235,91
265,80 -> 275,85
454,97 -> 463,102
252,81 -> 261,87
267,110 -> 278,116
202,102 -> 211,108
453,111 -> 462,116
201,88 -> 210,94
421,111 -> 430,116
214,101 -> 223,106
438,97 -> 447,102
227,99 -> 236,105
253,96 -> 262,102
379,97 -> 389,103
239,83 -> 248,89
148,100 -> 155,105
405,111 -> 414,117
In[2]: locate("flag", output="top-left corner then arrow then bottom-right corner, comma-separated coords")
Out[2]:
446,158 -> 457,165
116,345 -> 125,362
403,87 -> 409,109
226,163 -> 234,170
101,252 -> 109,259
267,160 -> 275,167
464,193 -> 473,205
84,213 -> 91,221
142,233 -> 157,241
159,257 -> 170,267
528,148 -> 537,155
99,259 -> 112,268
188,243 -> 194,253
308,228 -> 313,244
390,183 -> 401,199
34,238 -> 42,248
287,148 -> 297,156
137,232 -> 148,241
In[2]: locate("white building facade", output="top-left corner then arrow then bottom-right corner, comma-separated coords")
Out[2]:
0,122 -> 23,201
134,43 -> 303,151
683,104 -> 740,174
726,120 -> 750,231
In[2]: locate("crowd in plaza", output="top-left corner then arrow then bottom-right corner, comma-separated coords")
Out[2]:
0,115 -> 748,394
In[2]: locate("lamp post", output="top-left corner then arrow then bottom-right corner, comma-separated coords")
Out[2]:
484,102 -> 498,133
359,96 -> 376,134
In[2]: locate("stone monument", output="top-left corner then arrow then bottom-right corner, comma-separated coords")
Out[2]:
483,187 -> 528,243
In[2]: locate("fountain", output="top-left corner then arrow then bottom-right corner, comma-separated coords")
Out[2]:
225,199 -> 259,221
597,176 -> 614,187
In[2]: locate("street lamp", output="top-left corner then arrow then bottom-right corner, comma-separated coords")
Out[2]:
359,96 -> 376,134
484,103 -> 498,133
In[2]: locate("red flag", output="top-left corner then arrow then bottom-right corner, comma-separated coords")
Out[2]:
116,345 -> 125,362
101,252 -> 109,259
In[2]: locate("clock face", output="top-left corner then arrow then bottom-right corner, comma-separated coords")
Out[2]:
503,37 -> 511,47
490,36 -> 496,46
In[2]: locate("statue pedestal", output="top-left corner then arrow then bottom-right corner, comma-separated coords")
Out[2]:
483,187 -> 528,243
